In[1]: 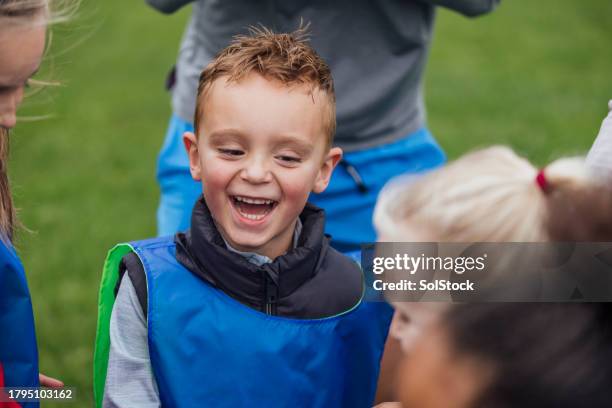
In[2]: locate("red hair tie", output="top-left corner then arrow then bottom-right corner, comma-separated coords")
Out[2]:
535,168 -> 548,192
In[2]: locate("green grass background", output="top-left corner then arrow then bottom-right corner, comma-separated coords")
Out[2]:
8,0 -> 612,406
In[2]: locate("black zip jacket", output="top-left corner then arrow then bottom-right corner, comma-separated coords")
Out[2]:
118,198 -> 363,319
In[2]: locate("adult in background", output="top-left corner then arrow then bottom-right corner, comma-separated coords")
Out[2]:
148,0 -> 500,252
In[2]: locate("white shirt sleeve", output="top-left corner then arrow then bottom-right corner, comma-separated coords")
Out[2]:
103,273 -> 161,408
586,100 -> 612,181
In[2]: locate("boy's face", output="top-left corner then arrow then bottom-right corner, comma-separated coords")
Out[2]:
184,73 -> 341,259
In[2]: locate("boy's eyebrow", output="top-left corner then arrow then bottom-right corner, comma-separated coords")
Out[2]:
272,136 -> 313,155
207,131 -> 315,155
207,129 -> 245,143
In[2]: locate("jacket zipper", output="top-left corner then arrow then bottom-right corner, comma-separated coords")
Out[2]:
265,274 -> 278,316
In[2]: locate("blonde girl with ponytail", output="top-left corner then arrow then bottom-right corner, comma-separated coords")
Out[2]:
375,146 -> 612,244
373,146 -> 612,408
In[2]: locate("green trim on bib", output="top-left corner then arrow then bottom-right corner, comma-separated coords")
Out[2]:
93,243 -> 134,408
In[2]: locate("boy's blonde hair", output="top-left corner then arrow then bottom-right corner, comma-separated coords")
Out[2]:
194,26 -> 336,148
375,146 -> 612,242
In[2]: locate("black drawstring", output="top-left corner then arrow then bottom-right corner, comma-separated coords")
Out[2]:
165,65 -> 177,91
340,160 -> 368,193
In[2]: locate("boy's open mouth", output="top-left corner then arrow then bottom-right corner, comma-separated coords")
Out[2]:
231,195 -> 278,221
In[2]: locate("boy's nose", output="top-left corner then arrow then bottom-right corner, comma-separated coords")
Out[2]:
240,157 -> 272,184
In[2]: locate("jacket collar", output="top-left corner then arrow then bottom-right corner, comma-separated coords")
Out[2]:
175,197 -> 328,309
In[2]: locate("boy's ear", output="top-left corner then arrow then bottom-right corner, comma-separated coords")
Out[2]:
183,131 -> 202,181
313,147 -> 342,194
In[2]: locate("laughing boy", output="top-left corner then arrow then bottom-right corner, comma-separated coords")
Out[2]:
94,27 -> 392,408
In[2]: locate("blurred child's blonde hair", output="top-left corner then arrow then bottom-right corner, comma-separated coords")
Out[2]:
0,0 -> 77,242
0,0 -> 76,22
375,146 -> 612,242
194,25 -> 336,148
0,0 -> 47,18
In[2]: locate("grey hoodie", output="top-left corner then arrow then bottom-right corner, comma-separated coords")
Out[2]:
148,0 -> 499,151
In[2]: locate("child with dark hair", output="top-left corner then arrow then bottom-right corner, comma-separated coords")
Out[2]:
395,302 -> 612,408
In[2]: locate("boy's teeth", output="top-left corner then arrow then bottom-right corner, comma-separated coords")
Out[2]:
232,195 -> 276,220
238,211 -> 267,220
235,196 -> 274,205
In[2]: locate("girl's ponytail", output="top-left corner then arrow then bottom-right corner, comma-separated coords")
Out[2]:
376,146 -> 612,244
539,158 -> 612,241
